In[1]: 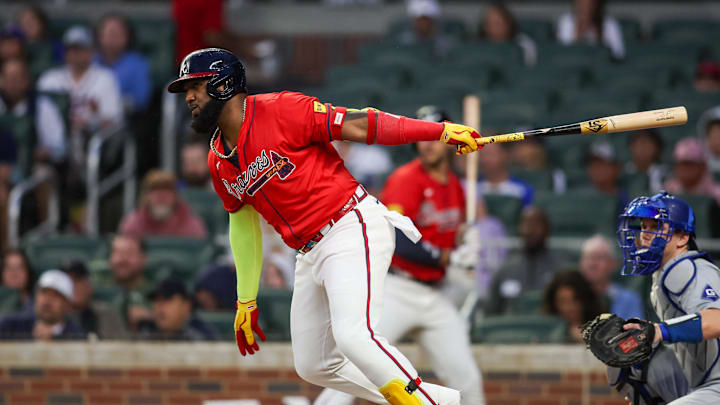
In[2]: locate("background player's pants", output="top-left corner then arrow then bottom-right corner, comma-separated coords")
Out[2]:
314,274 -> 485,405
291,196 -> 460,405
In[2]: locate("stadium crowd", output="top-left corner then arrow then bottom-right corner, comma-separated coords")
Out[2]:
0,0 -> 719,343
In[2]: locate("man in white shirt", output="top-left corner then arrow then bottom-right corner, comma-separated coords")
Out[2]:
37,25 -> 123,170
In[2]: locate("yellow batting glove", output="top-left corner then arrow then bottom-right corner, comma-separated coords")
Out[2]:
234,300 -> 266,356
440,122 -> 483,155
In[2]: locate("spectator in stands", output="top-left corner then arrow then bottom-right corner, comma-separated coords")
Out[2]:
0,130 -> 16,251
698,106 -> 720,175
477,142 -> 534,207
398,0 -> 456,57
262,252 -> 294,290
542,270 -> 604,343
663,137 -> 720,205
0,269 -> 85,340
333,141 -> 392,196
119,169 -> 208,238
510,138 -> 549,171
61,261 -> 128,340
194,263 -> 236,312
0,58 -> 67,165
623,129 -> 666,193
95,13 -> 152,113
37,26 -> 123,173
486,206 -> 568,315
556,0 -> 625,60
138,279 -> 216,341
0,28 -> 26,63
180,139 -> 211,189
102,234 -> 153,332
479,1 -> 537,66
693,60 -> 720,93
470,197 -> 509,299
578,235 -> 643,319
585,141 -> 629,210
16,5 -> 57,77
0,249 -> 35,312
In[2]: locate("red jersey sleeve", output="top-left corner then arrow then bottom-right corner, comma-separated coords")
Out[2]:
381,166 -> 422,219
275,92 -> 347,147
208,151 -> 244,213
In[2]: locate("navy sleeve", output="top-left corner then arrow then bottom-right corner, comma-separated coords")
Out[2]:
394,229 -> 443,267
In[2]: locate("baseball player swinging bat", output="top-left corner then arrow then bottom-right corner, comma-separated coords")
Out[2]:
476,106 -> 688,146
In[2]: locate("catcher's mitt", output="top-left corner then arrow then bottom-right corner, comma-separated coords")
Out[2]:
581,313 -> 655,368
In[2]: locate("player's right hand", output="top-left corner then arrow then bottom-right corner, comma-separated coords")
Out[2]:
234,300 -> 266,356
440,122 -> 482,155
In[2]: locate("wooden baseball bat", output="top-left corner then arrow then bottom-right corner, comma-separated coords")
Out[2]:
476,106 -> 688,146
463,95 -> 480,224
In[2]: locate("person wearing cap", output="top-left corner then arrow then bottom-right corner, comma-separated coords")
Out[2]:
0,27 -> 26,63
663,137 -> 720,205
61,261 -> 128,340
137,278 -> 216,341
118,169 -> 208,239
694,60 -> 720,93
585,141 -> 629,211
0,269 -> 85,340
37,25 -> 122,172
397,0 -> 456,57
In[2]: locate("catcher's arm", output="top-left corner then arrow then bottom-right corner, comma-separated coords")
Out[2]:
626,308 -> 720,344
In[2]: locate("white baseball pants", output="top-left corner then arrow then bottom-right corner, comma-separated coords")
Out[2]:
291,196 -> 460,405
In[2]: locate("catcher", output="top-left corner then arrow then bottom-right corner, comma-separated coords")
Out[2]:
582,191 -> 720,404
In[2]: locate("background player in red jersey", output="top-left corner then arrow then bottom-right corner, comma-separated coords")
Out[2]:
314,106 -> 485,405
167,48 -> 482,405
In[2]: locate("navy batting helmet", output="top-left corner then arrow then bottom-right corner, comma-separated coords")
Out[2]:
617,190 -> 696,276
167,48 -> 247,101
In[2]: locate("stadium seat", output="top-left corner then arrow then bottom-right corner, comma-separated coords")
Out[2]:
130,17 -> 176,87
471,314 -> 567,344
510,290 -> 544,315
618,18 -> 644,44
256,288 -> 293,341
534,190 -> 618,237
676,194 -> 715,239
326,64 -> 405,90
378,89 -> 462,120
536,43 -> 613,69
143,237 -> 215,282
516,19 -> 554,42
0,286 -> 23,315
499,65 -> 588,97
358,43 -> 433,65
652,19 -> 720,42
411,64 -> 496,94
0,114 -> 34,178
385,18 -> 467,43
49,17 -> 90,39
555,90 -> 644,116
511,170 -> 554,192
448,42 -> 524,68
196,311 -> 235,341
24,235 -> 109,274
621,172 -> 651,199
180,188 -> 229,237
482,194 -> 524,234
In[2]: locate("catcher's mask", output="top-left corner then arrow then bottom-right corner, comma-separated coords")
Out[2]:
617,190 -> 695,276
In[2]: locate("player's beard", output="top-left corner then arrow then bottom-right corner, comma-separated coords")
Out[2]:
191,97 -> 225,134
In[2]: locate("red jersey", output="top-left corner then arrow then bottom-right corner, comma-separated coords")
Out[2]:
208,92 -> 358,250
381,159 -> 465,282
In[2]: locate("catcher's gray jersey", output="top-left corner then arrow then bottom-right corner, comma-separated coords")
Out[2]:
650,250 -> 720,388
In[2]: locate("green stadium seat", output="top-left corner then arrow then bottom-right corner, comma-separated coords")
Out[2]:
130,17 -> 176,87
481,103 -> 537,132
517,19 -> 554,42
511,170 -> 554,192
0,114 -> 35,178
499,65 -> 588,95
411,64 -> 496,93
378,89 -> 462,120
536,43 -> 613,68
618,18 -> 643,44
0,287 -> 23,315
180,188 -> 229,237
510,290 -> 544,315
256,288 -> 293,341
676,194 -> 715,240
144,237 -> 215,282
621,172 -> 651,199
358,43 -> 433,65
649,90 -> 720,128
196,311 -> 235,341
385,18 -> 467,43
24,235 -> 108,274
555,90 -> 643,118
326,64 -> 405,90
482,194 -> 524,235
652,19 -> 720,41
471,314 -> 567,344
49,18 -> 90,40
448,42 -> 524,68
534,190 -> 618,237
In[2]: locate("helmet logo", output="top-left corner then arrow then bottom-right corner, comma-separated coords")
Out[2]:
209,60 -> 224,71
180,60 -> 190,76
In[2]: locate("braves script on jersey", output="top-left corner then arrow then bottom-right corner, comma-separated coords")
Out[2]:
381,159 -> 465,282
208,92 -> 358,250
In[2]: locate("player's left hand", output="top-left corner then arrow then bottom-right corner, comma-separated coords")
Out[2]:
624,321 -> 663,345
234,300 -> 266,356
440,123 -> 482,155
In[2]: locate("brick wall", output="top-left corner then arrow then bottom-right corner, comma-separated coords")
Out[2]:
0,343 -> 625,405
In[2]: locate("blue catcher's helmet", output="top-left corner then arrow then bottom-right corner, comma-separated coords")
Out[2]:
167,48 -> 247,101
617,190 -> 696,276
